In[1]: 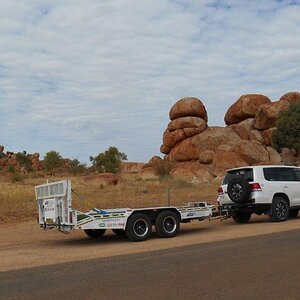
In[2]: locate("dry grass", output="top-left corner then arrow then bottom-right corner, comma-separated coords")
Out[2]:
0,174 -> 220,223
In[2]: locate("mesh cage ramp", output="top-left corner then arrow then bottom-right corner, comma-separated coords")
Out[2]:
35,181 -> 67,199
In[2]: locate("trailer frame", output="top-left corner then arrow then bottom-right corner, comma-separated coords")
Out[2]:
36,180 -> 216,241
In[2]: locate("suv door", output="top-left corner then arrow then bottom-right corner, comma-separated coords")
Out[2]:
276,168 -> 300,207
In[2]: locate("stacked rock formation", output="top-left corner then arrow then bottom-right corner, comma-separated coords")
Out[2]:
160,92 -> 300,178
161,97 -> 208,155
0,145 -> 43,171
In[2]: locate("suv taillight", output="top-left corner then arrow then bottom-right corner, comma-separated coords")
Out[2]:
250,182 -> 262,191
218,187 -> 224,194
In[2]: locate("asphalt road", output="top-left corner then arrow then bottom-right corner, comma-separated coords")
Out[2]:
1,230 -> 300,300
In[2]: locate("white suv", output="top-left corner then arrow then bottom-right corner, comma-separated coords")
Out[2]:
218,165 -> 300,223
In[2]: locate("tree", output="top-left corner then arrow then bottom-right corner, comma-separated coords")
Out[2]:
15,151 -> 33,172
273,101 -> 300,153
70,158 -> 86,176
90,146 -> 127,173
44,151 -> 63,172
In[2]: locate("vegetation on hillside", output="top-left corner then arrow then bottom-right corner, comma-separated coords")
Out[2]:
273,102 -> 300,153
90,146 -> 127,173
44,150 -> 63,172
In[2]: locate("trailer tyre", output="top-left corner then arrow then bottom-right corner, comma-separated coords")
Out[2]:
227,177 -> 251,204
126,213 -> 152,242
84,229 -> 106,238
155,211 -> 180,238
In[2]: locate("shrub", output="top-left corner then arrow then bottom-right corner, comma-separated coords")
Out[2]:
90,147 -> 127,174
70,159 -> 86,176
44,151 -> 63,172
8,165 -> 16,173
153,160 -> 174,178
11,173 -> 22,183
15,151 -> 33,172
273,102 -> 300,153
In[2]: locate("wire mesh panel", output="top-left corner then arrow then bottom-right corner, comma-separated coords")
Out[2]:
35,181 -> 67,199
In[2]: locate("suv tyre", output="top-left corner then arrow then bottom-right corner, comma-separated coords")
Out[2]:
232,212 -> 252,224
270,197 -> 289,222
227,177 -> 251,204
289,209 -> 299,218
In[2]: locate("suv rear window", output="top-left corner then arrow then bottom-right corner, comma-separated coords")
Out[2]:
263,167 -> 300,181
223,168 -> 254,184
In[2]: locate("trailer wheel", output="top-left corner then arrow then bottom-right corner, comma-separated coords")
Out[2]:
112,229 -> 126,236
126,213 -> 152,242
84,229 -> 106,238
155,211 -> 180,238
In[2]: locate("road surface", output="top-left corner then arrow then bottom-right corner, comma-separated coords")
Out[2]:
1,229 -> 300,300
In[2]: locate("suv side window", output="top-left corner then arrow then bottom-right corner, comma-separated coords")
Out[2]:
263,168 -> 277,181
276,168 -> 295,181
292,168 -> 300,181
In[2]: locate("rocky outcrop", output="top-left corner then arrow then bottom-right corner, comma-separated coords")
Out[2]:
161,98 -> 208,155
160,92 -> 300,176
120,162 -> 145,174
0,146 -> 43,172
224,94 -> 271,125
168,127 -> 241,161
253,100 -> 290,130
279,92 -> 300,104
170,162 -> 215,183
169,97 -> 208,121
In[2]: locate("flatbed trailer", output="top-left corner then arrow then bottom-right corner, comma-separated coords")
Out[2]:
36,180 -> 217,242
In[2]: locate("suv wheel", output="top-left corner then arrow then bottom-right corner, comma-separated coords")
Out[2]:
270,197 -> 289,222
289,209 -> 299,218
227,177 -> 251,204
232,212 -> 252,224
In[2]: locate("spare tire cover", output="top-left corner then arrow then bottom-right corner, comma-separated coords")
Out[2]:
227,176 -> 251,203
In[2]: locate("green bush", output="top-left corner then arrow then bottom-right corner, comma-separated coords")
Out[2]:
8,165 -> 16,173
11,173 -> 22,183
273,102 -> 300,153
70,159 -> 86,175
44,151 -> 63,172
15,151 -> 33,172
153,159 -> 174,178
90,147 -> 127,174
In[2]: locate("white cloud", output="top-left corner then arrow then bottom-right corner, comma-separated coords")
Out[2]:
0,0 -> 299,162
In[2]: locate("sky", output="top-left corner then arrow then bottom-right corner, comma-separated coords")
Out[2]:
0,0 -> 299,163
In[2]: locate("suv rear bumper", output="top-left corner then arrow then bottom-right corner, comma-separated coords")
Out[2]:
219,203 -> 272,216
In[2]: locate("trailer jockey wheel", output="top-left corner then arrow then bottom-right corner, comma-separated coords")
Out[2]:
126,213 -> 152,242
155,211 -> 180,238
84,229 -> 106,238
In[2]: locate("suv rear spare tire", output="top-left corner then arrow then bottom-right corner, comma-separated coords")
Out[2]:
227,177 -> 251,203
270,197 -> 289,222
232,212 -> 252,224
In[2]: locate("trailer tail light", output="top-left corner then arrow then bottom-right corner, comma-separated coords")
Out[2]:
69,212 -> 73,224
218,187 -> 224,195
250,183 -> 262,191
